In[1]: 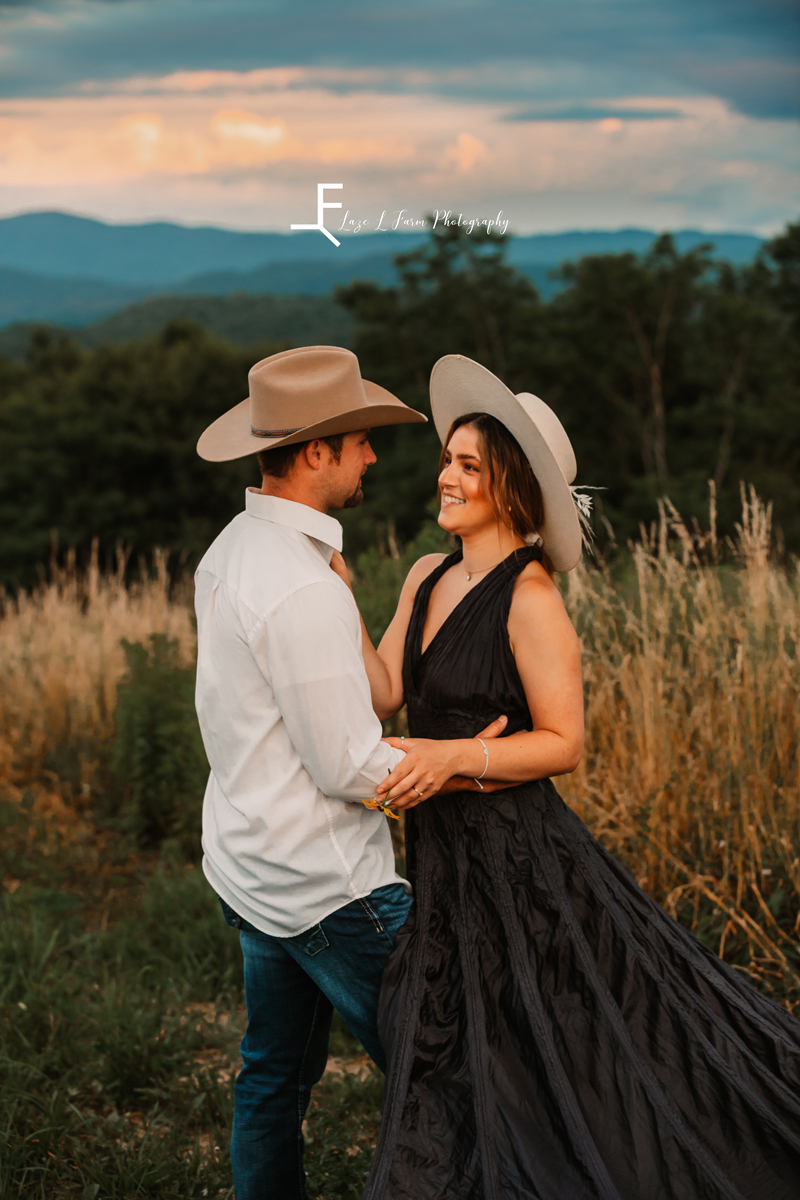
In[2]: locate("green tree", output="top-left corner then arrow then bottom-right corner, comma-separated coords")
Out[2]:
0,321 -> 274,585
544,231 -> 799,542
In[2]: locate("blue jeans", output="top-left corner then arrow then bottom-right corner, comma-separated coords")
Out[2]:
218,883 -> 413,1200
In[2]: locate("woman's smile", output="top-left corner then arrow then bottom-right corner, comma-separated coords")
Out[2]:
436,424 -> 499,533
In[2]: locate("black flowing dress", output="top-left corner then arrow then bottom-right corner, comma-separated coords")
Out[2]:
363,547 -> 800,1200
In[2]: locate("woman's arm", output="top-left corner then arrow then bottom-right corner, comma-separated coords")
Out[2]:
375,567 -> 584,809
330,551 -> 446,721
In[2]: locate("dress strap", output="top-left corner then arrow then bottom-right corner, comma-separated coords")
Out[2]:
497,545 -> 543,577
406,549 -> 462,669
490,546 -> 543,625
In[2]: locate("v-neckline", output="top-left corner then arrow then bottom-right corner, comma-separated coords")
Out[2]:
418,547 -> 522,660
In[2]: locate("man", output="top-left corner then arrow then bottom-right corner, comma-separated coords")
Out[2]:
193,345 -> 428,1198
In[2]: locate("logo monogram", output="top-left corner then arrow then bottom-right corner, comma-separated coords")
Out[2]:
290,183 -> 344,247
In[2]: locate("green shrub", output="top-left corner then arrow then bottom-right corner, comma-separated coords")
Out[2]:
112,635 -> 208,855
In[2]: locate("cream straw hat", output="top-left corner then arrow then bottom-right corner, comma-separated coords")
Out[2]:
430,354 -> 584,572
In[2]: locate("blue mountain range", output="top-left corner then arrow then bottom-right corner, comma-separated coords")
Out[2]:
0,211 -> 764,329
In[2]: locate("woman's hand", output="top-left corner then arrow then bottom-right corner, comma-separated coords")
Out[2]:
377,715 -> 508,810
329,550 -> 352,590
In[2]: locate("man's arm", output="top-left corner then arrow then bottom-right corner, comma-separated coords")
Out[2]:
256,579 -> 403,802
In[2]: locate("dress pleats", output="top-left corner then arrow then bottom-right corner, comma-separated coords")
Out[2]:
363,549 -> 800,1200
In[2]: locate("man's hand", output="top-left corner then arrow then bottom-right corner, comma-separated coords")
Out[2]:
378,715 -> 509,810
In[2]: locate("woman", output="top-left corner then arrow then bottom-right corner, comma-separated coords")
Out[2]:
334,355 -> 800,1200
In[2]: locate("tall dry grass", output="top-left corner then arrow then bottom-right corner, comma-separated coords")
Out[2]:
563,486 -> 800,1004
0,544 -> 195,822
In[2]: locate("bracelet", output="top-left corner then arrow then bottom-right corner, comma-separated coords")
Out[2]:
474,737 -> 489,783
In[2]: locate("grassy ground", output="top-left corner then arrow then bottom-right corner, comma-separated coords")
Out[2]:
0,804 -> 383,1199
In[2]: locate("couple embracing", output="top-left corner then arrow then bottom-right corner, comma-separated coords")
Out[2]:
194,346 -> 799,1200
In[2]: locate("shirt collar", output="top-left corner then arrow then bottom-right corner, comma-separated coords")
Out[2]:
245,490 -> 343,556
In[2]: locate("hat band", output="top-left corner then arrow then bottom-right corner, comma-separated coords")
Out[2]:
251,424 -> 304,439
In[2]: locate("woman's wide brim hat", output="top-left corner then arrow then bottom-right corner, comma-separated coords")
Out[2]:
197,344 -> 426,462
430,354 -> 582,572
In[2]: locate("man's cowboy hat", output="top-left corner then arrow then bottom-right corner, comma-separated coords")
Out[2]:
430,354 -> 582,572
197,344 -> 426,461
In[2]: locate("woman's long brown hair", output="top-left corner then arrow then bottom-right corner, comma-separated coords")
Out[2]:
439,412 -> 555,574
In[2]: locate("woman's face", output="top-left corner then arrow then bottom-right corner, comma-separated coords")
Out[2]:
437,423 -> 497,536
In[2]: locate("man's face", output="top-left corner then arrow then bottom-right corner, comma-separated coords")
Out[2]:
324,430 -> 377,509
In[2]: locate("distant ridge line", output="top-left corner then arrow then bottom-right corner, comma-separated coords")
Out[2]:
0,210 -> 764,288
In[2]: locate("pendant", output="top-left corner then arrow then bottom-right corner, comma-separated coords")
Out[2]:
466,572 -> 471,581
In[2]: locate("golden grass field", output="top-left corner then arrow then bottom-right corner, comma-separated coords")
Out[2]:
1,487 -> 798,1008
0,547 -> 195,824
563,488 -> 799,1005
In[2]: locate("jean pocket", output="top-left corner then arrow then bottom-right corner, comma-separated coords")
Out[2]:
366,885 -> 414,937
290,924 -> 330,957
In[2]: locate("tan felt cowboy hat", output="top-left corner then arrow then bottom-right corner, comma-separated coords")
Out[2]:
430,354 -> 583,572
197,345 -> 426,461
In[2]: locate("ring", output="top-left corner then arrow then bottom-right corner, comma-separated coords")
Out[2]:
400,736 -> 405,746
413,786 -> 423,798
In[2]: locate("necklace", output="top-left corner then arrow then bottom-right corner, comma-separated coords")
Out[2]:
464,562 -> 499,582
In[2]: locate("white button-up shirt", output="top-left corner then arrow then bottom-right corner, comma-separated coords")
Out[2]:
195,490 -> 407,937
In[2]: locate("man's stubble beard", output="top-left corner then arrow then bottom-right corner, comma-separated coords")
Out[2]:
342,484 -> 363,509
325,463 -> 365,510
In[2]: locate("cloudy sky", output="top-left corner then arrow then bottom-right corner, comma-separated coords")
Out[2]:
0,0 -> 798,234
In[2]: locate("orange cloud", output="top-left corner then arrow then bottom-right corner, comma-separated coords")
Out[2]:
443,132 -> 488,171
210,110 -> 286,165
